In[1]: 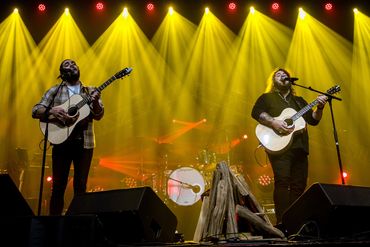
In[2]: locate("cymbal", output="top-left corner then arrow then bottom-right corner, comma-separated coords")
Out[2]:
198,163 -> 217,172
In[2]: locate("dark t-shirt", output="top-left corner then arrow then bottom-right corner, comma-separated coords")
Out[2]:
251,91 -> 319,154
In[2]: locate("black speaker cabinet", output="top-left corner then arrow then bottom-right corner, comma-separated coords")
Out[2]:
282,183 -> 370,239
0,174 -> 34,247
66,186 -> 177,244
0,174 -> 34,217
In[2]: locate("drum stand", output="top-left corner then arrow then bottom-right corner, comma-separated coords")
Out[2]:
225,130 -> 231,165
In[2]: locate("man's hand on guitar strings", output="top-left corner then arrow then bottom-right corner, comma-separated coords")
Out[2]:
50,106 -> 75,125
272,119 -> 294,135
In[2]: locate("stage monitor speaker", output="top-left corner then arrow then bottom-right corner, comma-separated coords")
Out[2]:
0,174 -> 34,217
282,183 -> 370,239
66,186 -> 177,244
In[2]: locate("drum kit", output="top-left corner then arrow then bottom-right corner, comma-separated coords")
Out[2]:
116,133 -> 245,207
148,149 -> 221,206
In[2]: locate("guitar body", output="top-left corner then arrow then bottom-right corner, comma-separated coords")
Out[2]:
40,68 -> 132,144
39,94 -> 91,145
255,108 -> 306,154
38,67 -> 132,144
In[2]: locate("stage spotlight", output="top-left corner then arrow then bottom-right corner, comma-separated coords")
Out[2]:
46,176 -> 52,182
258,174 -> 272,186
271,2 -> 280,11
38,3 -> 46,12
353,8 -> 359,14
121,176 -> 137,188
64,8 -> 69,15
169,6 -> 174,15
96,2 -> 104,11
122,7 -> 128,18
13,8 -> 18,13
257,174 -> 273,193
299,8 -> 306,19
250,6 -> 255,14
228,2 -> 237,11
146,3 -> 154,11
324,3 -> 333,11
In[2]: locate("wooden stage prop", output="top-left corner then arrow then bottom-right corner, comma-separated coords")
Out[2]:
193,161 -> 284,242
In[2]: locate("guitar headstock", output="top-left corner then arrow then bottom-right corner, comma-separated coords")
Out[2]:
115,67 -> 133,79
327,85 -> 341,95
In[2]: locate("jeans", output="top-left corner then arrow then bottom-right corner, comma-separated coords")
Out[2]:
268,148 -> 308,223
49,139 -> 93,215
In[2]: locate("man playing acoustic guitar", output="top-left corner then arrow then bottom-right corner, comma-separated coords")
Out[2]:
32,59 -> 104,215
251,68 -> 327,227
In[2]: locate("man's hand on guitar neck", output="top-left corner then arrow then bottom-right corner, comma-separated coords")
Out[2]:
271,119 -> 294,136
90,89 -> 101,104
313,95 -> 328,121
89,89 -> 103,117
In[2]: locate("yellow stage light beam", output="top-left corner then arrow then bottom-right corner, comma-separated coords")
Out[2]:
171,10 -> 236,134
85,9 -> 177,152
37,9 -> 90,74
22,9 -> 90,166
234,9 -> 292,93
349,11 -> 370,181
222,10 -> 292,133
151,10 -> 197,129
286,10 -> 352,87
0,11 -> 42,166
286,10 -> 353,179
152,9 -> 197,72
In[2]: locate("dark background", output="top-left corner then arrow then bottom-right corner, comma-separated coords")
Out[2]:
1,0 -> 369,44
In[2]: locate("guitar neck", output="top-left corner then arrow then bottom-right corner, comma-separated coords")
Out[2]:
291,99 -> 319,121
74,76 -> 117,111
97,76 -> 116,92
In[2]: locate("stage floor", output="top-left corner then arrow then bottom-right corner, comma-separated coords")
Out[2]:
116,239 -> 370,247
1,215 -> 369,247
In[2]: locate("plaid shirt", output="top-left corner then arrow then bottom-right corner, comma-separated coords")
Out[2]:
32,81 -> 104,149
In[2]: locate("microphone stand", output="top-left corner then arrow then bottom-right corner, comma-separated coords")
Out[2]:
167,177 -> 200,192
292,82 -> 345,185
37,81 -> 64,216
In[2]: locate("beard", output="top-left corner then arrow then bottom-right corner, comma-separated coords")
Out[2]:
274,80 -> 291,92
63,69 -> 80,83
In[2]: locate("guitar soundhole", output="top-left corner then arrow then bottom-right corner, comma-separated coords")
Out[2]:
285,118 -> 293,126
68,106 -> 78,116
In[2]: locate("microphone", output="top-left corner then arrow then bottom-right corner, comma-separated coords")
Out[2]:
189,184 -> 201,193
283,77 -> 299,82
